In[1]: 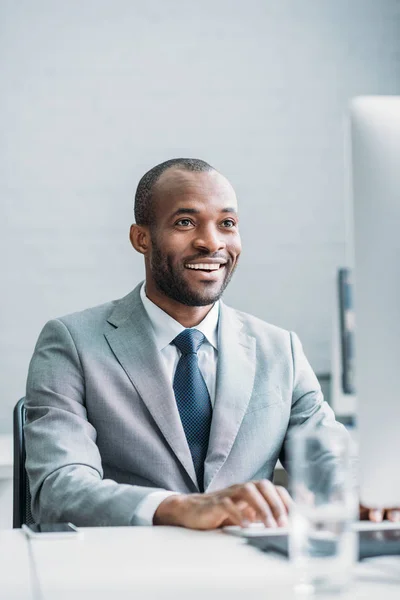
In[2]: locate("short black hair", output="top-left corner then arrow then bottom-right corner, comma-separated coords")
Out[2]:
134,158 -> 214,226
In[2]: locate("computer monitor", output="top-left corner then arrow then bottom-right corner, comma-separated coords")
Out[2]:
351,96 -> 400,508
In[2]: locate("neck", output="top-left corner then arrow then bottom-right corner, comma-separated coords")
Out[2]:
145,282 -> 213,327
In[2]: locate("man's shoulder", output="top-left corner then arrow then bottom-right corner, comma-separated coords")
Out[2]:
223,303 -> 291,342
57,298 -> 118,327
50,285 -> 142,333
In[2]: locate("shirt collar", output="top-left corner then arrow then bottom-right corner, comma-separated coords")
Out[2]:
140,283 -> 219,351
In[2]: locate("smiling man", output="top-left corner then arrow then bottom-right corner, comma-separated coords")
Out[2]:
24,158 -> 394,529
132,163 -> 241,320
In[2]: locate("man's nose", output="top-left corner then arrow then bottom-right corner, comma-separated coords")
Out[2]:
193,226 -> 226,253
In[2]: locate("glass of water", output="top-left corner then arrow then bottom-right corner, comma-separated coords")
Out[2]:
288,422 -> 358,595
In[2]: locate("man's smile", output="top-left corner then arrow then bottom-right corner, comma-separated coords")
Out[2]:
184,261 -> 227,271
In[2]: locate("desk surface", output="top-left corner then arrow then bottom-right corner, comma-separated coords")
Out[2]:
1,526 -> 399,600
0,434 -> 13,479
0,529 -> 34,600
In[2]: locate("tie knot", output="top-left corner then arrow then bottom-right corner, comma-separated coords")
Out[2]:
173,329 -> 205,355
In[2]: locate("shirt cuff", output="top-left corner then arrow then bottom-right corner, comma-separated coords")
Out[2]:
131,491 -> 180,526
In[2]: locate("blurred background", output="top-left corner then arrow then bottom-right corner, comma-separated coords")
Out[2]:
1,0 -> 400,433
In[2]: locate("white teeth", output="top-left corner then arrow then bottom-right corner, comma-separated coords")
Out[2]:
185,263 -> 222,270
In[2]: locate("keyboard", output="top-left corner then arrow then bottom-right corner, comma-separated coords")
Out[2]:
224,521 -> 400,560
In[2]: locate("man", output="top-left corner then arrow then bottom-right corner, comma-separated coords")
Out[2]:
25,158 -> 396,528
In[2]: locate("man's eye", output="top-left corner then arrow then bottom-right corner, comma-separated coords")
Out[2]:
221,219 -> 236,228
176,219 -> 193,227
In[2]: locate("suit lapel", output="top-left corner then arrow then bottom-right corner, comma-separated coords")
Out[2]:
104,284 -> 198,488
204,303 -> 256,490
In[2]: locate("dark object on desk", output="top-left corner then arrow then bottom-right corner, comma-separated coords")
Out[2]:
22,522 -> 80,538
13,397 -> 35,528
247,529 -> 400,561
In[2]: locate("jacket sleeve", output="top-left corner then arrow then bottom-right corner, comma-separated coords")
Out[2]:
279,331 -> 350,475
25,318 -> 166,526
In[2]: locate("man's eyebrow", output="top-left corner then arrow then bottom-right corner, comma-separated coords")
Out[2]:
170,207 -> 238,218
171,208 -> 201,217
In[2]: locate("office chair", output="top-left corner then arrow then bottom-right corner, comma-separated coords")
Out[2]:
13,398 -> 35,528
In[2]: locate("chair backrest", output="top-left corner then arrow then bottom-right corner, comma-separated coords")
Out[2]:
13,398 -> 35,528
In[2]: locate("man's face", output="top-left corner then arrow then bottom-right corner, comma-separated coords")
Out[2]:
147,168 -> 241,306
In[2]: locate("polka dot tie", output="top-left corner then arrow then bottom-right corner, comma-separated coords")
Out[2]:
172,329 -> 212,492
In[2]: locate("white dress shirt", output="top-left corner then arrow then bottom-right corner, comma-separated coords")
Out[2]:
131,284 -> 219,525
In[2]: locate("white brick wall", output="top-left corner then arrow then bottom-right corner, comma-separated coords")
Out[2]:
1,0 -> 400,431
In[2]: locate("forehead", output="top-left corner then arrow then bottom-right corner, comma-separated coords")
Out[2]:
152,168 -> 238,218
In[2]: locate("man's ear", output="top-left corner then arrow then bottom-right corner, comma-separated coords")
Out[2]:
130,224 -> 151,255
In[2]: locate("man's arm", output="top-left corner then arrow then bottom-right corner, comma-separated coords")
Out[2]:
280,332 -> 400,523
278,331 -> 345,472
25,318 -> 170,526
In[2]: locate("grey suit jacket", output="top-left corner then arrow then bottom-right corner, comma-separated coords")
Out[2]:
25,282 -> 340,526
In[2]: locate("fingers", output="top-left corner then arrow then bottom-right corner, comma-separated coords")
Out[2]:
367,508 -> 400,522
256,481 -> 289,527
368,508 -> 384,523
177,484 -> 290,531
229,480 -> 290,528
361,505 -> 400,522
231,482 -> 276,527
386,509 -> 400,522
235,500 -> 257,524
276,485 -> 293,513
219,497 -> 247,527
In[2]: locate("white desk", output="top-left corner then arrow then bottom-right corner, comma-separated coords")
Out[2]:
0,434 -> 13,480
0,434 -> 13,529
2,526 -> 399,600
0,529 -> 34,600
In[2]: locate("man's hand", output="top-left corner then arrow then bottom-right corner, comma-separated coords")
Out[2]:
360,505 -> 400,523
153,480 -> 291,530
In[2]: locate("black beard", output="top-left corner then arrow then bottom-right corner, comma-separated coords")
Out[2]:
150,240 -> 236,307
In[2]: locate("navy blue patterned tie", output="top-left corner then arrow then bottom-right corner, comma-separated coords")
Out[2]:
172,329 -> 212,492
